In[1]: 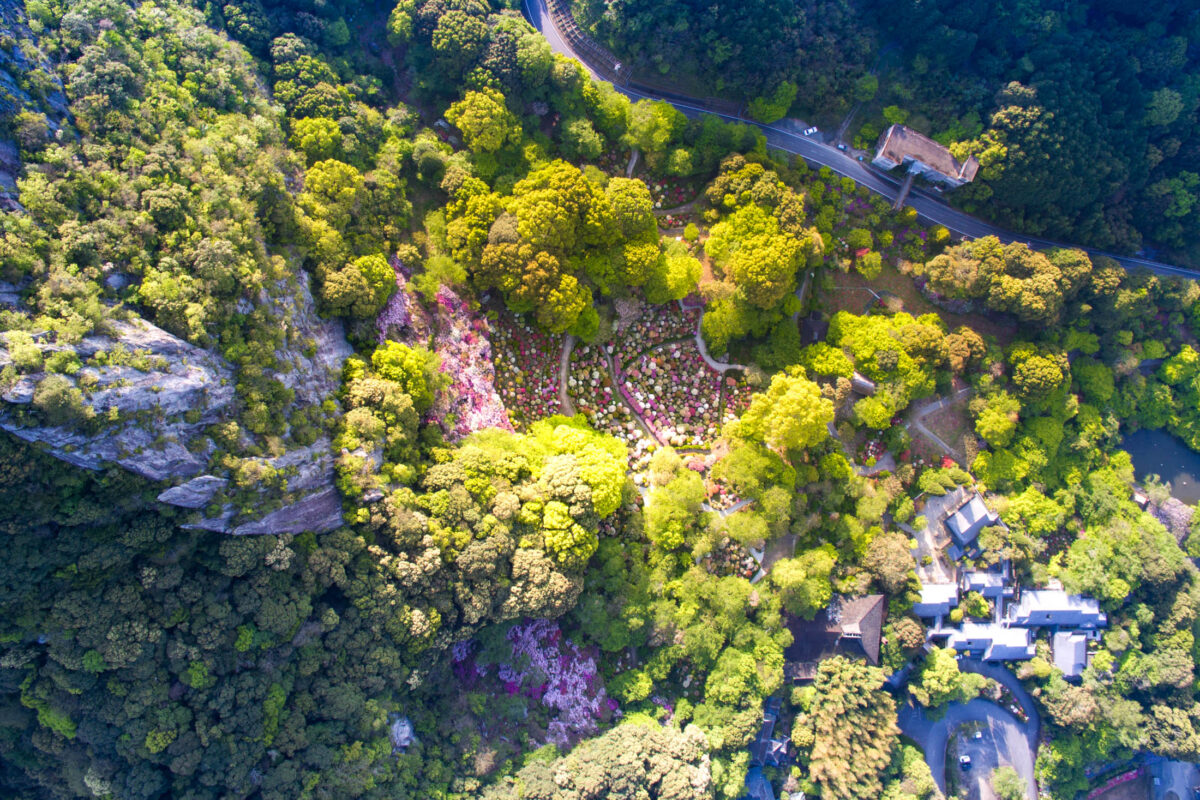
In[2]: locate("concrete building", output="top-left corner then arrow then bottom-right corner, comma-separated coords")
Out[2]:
873,124 -> 981,188
1007,589 -> 1107,630
946,623 -> 1035,661
913,582 -> 959,619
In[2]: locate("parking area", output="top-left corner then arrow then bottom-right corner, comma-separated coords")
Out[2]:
952,721 -> 1000,800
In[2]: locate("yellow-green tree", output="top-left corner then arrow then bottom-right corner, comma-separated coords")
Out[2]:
738,366 -> 833,454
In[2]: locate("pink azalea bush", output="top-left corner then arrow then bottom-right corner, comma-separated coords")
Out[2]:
428,287 -> 511,440
490,314 -> 563,429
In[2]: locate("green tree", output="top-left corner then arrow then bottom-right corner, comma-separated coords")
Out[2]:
770,546 -> 837,618
991,766 -> 1027,800
910,647 -> 986,710
446,88 -> 521,154
792,657 -> 900,800
738,366 -> 834,454
748,81 -> 798,124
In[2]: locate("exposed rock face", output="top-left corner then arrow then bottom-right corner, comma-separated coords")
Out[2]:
267,277 -> 353,408
0,0 -> 69,206
157,475 -> 228,509
1,319 -> 234,481
2,287 -> 353,536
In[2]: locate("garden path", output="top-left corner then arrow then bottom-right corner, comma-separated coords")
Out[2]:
559,335 -> 576,415
693,310 -> 745,373
625,149 -> 639,178
654,197 -> 702,216
603,349 -> 662,445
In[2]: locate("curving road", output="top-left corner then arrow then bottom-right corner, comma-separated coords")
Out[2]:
522,0 -> 1197,280
899,659 -> 1041,800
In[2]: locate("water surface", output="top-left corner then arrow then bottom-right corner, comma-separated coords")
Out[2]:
1121,428 -> 1200,505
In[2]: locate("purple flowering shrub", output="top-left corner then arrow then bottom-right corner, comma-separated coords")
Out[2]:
453,619 -> 615,747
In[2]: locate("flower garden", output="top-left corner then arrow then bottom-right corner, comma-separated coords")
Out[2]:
699,535 -> 762,580
452,619 -> 615,749
612,302 -> 699,369
430,288 -> 511,440
619,342 -> 725,447
646,175 -> 703,209
489,313 -> 563,430
567,342 -> 645,448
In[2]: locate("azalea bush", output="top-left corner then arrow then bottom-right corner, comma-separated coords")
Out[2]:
453,619 -> 616,748
490,313 -> 564,429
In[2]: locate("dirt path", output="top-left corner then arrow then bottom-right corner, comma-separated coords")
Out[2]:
906,387 -> 973,461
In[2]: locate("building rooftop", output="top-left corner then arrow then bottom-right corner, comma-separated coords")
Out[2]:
913,582 -> 959,618
1053,631 -> 1088,678
946,493 -> 1001,549
784,595 -> 886,679
875,124 -> 980,183
948,623 -> 1035,661
1007,589 -> 1107,628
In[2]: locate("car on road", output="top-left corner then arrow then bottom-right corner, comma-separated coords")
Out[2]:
959,755 -> 972,770
973,731 -> 983,740
837,143 -> 848,151
803,127 -> 818,135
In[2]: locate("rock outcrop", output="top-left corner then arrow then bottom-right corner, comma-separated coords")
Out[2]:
1,318 -> 234,480
1,278 -> 353,536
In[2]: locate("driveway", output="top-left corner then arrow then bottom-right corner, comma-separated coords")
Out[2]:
899,660 -> 1039,800
1152,758 -> 1199,800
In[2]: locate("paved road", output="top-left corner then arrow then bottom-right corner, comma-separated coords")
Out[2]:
899,659 -> 1039,800
522,0 -> 1198,281
1152,758 -> 1199,800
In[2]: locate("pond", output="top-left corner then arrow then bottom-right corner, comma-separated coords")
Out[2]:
1121,428 -> 1200,505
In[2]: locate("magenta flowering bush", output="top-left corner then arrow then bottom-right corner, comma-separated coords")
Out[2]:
452,619 -> 613,748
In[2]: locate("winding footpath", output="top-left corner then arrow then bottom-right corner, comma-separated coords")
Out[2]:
522,0 -> 1198,281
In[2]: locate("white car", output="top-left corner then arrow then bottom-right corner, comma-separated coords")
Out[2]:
959,755 -> 972,769
804,127 -> 818,135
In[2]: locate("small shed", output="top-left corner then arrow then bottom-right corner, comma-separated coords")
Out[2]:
850,371 -> 876,396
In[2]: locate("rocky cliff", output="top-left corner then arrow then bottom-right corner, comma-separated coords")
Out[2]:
0,278 -> 352,536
